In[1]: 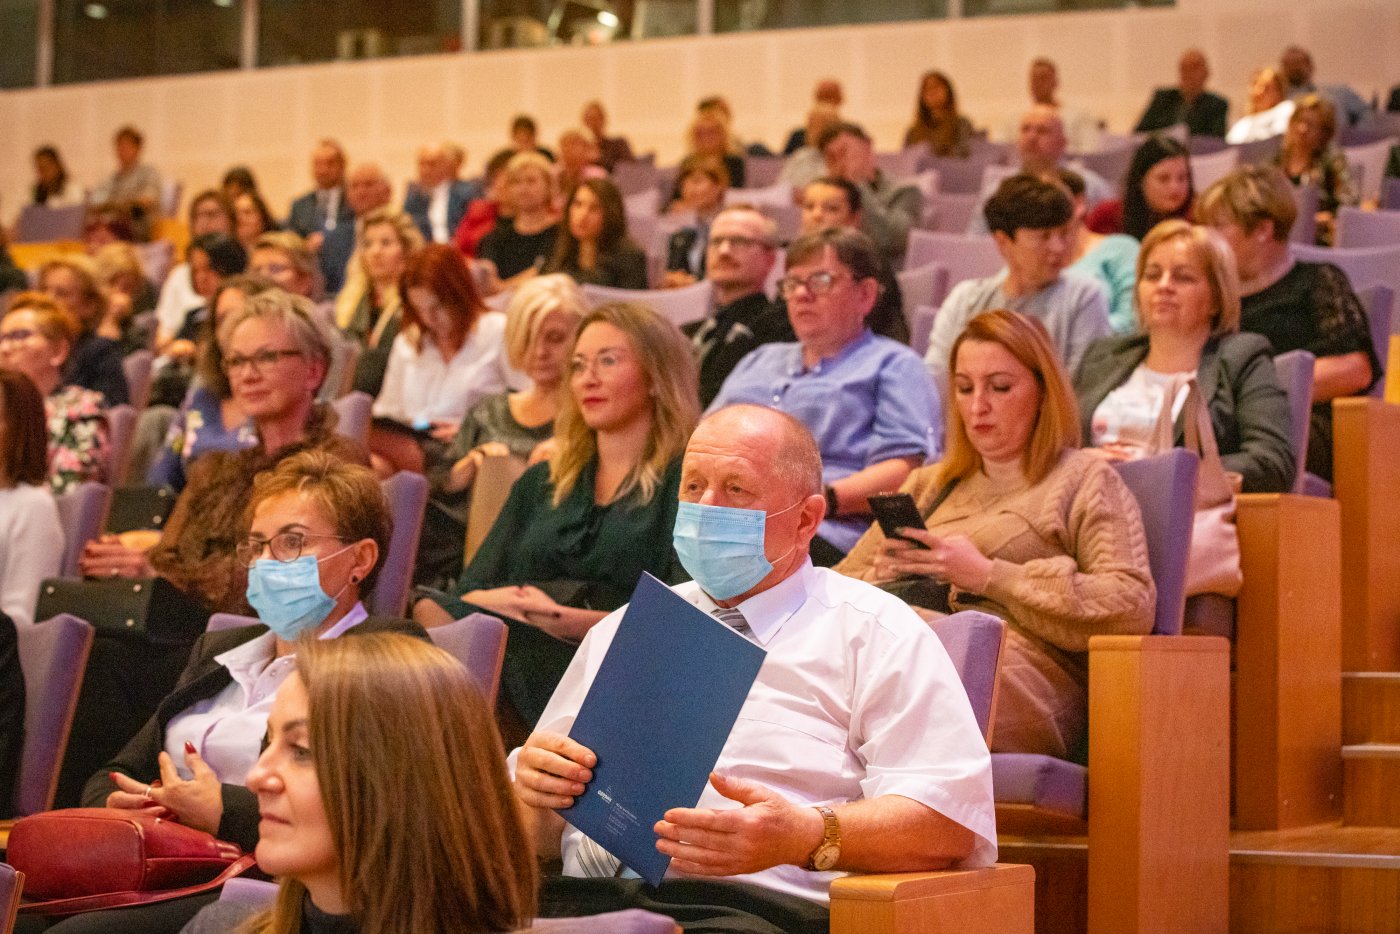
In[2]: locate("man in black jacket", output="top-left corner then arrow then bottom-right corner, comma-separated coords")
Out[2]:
682,207 -> 792,407
1135,49 -> 1230,139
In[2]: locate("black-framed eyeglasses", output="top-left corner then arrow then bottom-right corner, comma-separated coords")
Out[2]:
776,271 -> 852,299
236,531 -> 347,568
222,348 -> 304,375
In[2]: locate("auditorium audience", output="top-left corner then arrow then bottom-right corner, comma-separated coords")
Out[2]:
319,162 -> 394,296
89,125 -> 163,238
78,290 -> 368,614
904,70 -> 975,158
92,240 -> 159,355
248,231 -> 319,302
545,178 -> 648,289
146,276 -> 270,491
38,255 -> 130,404
150,232 -> 248,407
662,155 -> 729,287
286,139 -> 352,246
334,206 -> 423,398
581,100 -> 633,173
154,190 -> 236,350
518,403 -> 994,929
929,175 -> 1111,391
369,244 -> 515,475
0,293 -> 111,494
683,206 -> 791,407
1024,57 -> 1101,153
555,128 -> 608,197
477,151 -> 560,287
1226,67 -> 1296,144
1134,49 -> 1229,139
1198,165 -> 1379,482
0,368 -> 64,628
510,114 -> 556,161
780,77 -> 845,155
49,453 -> 426,934
418,301 -> 698,730
1074,220 -> 1295,494
684,111 -> 746,189
840,310 -> 1154,761
1086,135 -> 1194,240
779,103 -> 840,189
29,145 -> 77,208
818,121 -> 922,263
1061,169 -> 1139,334
1275,94 -> 1357,245
403,143 -> 479,245
183,633 -> 536,934
452,148 -> 515,259
1279,44 -> 1369,129
710,228 -> 939,564
233,191 -> 278,251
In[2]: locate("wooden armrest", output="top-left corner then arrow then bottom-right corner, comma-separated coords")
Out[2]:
1233,493 -> 1343,829
830,864 -> 1034,934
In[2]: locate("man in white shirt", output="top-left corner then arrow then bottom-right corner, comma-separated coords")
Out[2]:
403,143 -> 480,244
515,404 -> 995,931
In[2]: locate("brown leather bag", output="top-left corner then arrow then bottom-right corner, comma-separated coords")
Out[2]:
8,808 -> 255,916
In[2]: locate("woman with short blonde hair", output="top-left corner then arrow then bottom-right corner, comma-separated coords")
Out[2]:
1274,93 -> 1357,244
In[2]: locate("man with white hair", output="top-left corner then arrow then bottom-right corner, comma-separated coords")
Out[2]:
403,143 -> 480,244
318,162 -> 393,294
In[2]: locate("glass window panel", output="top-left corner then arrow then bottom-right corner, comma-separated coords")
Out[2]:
714,0 -> 947,32
53,0 -> 241,84
964,0 -> 1170,14
259,0 -> 461,67
479,0 -> 695,51
0,0 -> 39,88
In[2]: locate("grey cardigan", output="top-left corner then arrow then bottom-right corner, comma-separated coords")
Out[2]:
1073,332 -> 1295,494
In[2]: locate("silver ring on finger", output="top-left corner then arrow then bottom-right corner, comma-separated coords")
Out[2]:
143,784 -> 153,799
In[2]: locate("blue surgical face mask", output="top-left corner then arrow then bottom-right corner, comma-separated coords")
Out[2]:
672,499 -> 801,601
245,544 -> 353,640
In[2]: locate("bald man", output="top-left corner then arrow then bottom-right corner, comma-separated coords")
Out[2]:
1135,49 -> 1229,138
318,162 -> 393,294
515,404 -> 994,931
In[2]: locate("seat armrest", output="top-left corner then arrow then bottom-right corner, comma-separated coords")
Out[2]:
829,864 -> 1035,934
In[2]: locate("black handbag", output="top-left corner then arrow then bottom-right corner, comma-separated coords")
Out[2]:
35,577 -> 210,644
106,485 -> 178,534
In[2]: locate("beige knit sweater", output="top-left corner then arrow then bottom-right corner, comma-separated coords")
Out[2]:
838,448 -> 1156,677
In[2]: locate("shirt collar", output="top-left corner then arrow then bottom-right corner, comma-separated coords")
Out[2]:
787,328 -> 874,376
212,603 -> 368,684
319,602 -> 369,640
690,560 -> 813,646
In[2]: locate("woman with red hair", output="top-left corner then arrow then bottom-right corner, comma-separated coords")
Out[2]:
368,244 -> 519,476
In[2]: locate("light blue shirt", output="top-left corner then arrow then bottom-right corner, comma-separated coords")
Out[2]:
709,330 -> 941,552
1070,234 -> 1140,335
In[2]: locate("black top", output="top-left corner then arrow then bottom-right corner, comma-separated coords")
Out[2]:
1134,88 -> 1230,139
65,330 -> 130,405
478,219 -> 559,280
684,291 -> 794,407
549,241 -> 649,289
301,895 -> 357,934
1240,260 -> 1381,480
82,615 -> 428,852
0,613 -> 22,818
0,247 -> 27,294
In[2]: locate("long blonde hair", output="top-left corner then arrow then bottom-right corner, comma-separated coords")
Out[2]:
333,207 -> 424,331
938,310 -> 1080,488
550,302 -> 699,506
242,633 -> 536,934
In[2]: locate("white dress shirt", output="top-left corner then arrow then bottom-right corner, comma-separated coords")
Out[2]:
522,561 -> 997,904
371,311 -> 522,426
163,603 -> 369,782
428,181 -> 451,243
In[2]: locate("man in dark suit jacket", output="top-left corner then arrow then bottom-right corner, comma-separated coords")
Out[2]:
286,139 -> 354,245
403,143 -> 481,244
1135,49 -> 1229,138
681,207 -> 793,406
318,162 -> 393,295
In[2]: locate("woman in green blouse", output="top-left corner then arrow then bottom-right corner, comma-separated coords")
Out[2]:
418,301 -> 699,727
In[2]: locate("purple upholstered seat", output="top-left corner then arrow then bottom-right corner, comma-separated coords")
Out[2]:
426,612 -> 507,705
1272,349 -> 1317,494
991,753 -> 1087,821
371,471 -> 428,619
13,614 -> 95,816
928,611 -> 1005,741
1,860 -> 24,932
55,482 -> 112,579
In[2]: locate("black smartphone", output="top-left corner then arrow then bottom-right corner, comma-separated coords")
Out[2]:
867,493 -> 930,548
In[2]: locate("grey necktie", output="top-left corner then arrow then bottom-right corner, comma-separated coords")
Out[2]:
712,606 -> 751,637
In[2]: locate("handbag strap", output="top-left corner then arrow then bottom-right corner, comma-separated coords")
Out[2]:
1178,375 -> 1236,507
18,854 -> 258,917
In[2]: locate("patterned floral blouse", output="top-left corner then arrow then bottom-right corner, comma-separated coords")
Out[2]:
46,385 -> 110,496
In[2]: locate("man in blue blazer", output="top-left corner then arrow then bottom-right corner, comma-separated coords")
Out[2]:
403,143 -> 481,244
286,139 -> 355,248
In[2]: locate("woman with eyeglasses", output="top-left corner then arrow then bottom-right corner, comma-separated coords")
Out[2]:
78,290 -> 369,614
0,292 -> 111,495
21,453 -> 428,934
417,302 -> 698,738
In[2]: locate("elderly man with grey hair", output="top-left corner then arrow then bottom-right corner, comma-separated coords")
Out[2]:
514,403 -> 995,933
319,161 -> 394,294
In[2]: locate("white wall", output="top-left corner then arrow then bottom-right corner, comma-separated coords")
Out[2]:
1,0 -> 1396,223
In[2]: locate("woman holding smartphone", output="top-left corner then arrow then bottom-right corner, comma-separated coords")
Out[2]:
837,310 -> 1154,763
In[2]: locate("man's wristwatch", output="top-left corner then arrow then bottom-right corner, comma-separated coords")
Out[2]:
806,805 -> 841,871
823,485 -> 840,518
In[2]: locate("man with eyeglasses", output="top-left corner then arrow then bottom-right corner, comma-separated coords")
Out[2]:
709,228 -> 940,565
682,207 -> 793,406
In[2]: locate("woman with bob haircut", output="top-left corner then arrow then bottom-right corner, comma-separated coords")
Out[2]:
192,633 -> 537,933
838,310 -> 1155,761
0,368 -> 64,628
414,274 -> 586,587
0,292 -> 111,495
546,178 -> 648,289
369,243 -> 515,477
334,206 -> 425,398
903,70 -> 975,158
1074,219 -> 1295,495
476,151 -> 560,288
419,301 -> 698,733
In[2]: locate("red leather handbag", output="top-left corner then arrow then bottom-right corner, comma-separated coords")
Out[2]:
8,808 -> 256,916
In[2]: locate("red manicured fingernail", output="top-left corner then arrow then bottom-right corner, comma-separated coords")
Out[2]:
185,741 -> 197,755
109,771 -> 119,782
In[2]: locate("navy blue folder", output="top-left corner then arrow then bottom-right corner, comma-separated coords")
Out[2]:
560,572 -> 767,886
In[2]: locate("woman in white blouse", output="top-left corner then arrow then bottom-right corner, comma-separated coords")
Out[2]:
0,368 -> 63,628
369,243 -> 520,476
